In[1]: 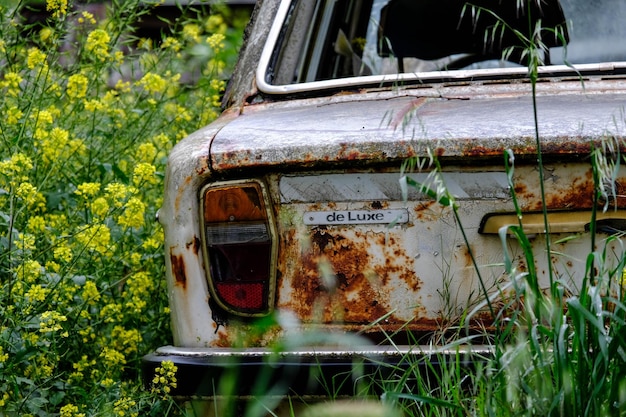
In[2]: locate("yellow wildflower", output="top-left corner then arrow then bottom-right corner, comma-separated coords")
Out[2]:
0,346 -> 8,363
90,197 -> 109,218
75,182 -> 101,197
112,50 -> 123,64
39,27 -> 54,44
14,259 -> 42,282
100,302 -> 123,323
135,142 -> 157,163
39,310 -> 68,333
7,106 -> 23,125
27,47 -> 47,70
26,285 -> 50,303
77,11 -> 96,25
53,242 -> 73,263
85,29 -> 110,61
41,127 -> 70,164
132,162 -> 157,186
137,37 -> 152,51
151,360 -> 178,397
164,102 -> 191,122
0,153 -> 33,186
205,14 -> 226,34
105,183 -> 131,207
16,182 -> 39,205
182,23 -> 202,43
60,404 -> 84,417
111,326 -> 143,354
113,397 -> 138,417
27,215 -> 46,233
1,72 -> 23,96
69,138 -> 87,155
114,79 -> 131,93
84,99 -> 105,112
100,378 -> 116,388
117,197 -> 145,229
45,261 -> 61,273
67,73 -> 89,99
31,109 -> 54,127
0,392 -> 8,408
139,72 -> 166,95
161,36 -> 181,52
143,228 -> 164,250
82,281 -> 101,305
100,347 -> 126,366
207,33 -> 225,51
46,0 -> 67,18
14,233 -> 36,252
76,224 -> 111,255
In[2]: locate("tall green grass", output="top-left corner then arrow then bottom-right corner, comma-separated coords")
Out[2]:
384,4 -> 626,416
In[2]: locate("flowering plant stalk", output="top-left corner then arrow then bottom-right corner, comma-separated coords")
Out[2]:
0,0 -> 247,415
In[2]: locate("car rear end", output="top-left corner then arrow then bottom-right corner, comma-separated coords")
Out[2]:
143,0 -> 626,414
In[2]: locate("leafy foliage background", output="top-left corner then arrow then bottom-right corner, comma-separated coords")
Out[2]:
0,0 -> 248,415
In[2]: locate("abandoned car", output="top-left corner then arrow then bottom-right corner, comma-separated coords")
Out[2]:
143,0 -> 626,414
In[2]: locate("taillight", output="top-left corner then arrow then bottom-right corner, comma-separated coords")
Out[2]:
200,180 -> 277,316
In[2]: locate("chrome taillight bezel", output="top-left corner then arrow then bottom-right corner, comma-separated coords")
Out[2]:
199,179 -> 278,317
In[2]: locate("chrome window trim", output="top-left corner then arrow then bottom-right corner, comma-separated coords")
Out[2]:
256,0 -> 626,95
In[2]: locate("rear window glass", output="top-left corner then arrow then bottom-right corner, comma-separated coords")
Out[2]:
260,0 -> 626,91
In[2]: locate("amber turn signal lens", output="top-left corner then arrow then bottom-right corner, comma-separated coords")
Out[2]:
204,185 -> 265,223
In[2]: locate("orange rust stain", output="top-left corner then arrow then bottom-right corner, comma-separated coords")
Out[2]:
515,170 -> 606,211
185,236 -> 201,255
286,227 -> 422,325
170,249 -> 186,289
174,176 -> 193,214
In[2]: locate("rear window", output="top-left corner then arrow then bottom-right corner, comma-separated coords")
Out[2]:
258,0 -> 626,93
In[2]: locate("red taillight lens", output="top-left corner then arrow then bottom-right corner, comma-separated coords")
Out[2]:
200,181 -> 276,316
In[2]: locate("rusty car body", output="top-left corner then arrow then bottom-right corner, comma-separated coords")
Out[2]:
143,0 -> 626,414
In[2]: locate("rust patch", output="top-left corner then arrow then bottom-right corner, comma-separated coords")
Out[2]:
174,176 -> 193,214
287,227 -> 421,326
185,236 -> 201,255
170,249 -> 186,289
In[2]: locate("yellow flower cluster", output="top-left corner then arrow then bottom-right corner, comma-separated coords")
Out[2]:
82,280 -> 101,305
117,197 -> 145,229
138,72 -> 167,95
77,11 -> 96,25
113,397 -> 138,417
27,47 -> 47,70
0,1 -> 245,413
151,360 -> 178,397
100,347 -> 126,367
1,72 -> 23,96
0,153 -> 33,187
207,33 -> 226,51
46,0 -> 67,18
182,23 -> 202,43
0,346 -> 9,363
161,36 -> 181,53
67,73 -> 89,99
111,326 -> 143,354
39,310 -> 68,335
75,182 -> 101,197
85,29 -> 110,61
122,271 -> 154,313
76,224 -> 112,255
132,162 -> 157,186
60,404 -> 85,417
